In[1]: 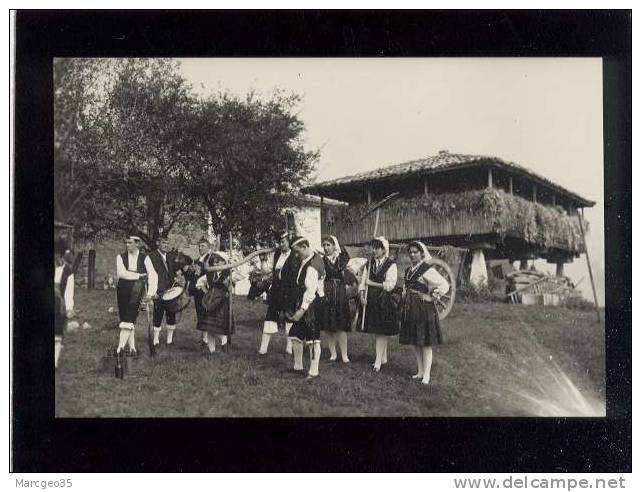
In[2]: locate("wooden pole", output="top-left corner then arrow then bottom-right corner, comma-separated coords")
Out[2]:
508,176 -> 513,195
487,168 -> 493,188
360,208 -> 380,331
423,175 -> 429,198
577,209 -> 600,323
228,231 -> 234,347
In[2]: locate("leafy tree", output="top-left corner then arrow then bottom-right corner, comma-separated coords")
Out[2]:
55,58 -> 202,246
54,57 -> 113,228
183,91 -> 319,246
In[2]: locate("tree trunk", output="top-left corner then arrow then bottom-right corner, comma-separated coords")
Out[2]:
146,191 -> 163,247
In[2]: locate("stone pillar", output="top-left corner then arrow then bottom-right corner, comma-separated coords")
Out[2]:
519,259 -> 529,271
555,262 -> 565,277
469,249 -> 488,287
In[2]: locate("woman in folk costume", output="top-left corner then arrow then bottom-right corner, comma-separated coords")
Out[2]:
115,235 -> 157,356
54,238 -> 74,369
358,236 -> 399,372
287,236 -> 326,379
188,238 -> 214,347
197,251 -> 239,355
319,235 -> 352,363
258,230 -> 300,355
399,241 -> 449,385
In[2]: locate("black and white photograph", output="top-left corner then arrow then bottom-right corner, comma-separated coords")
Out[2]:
51,56 -> 607,418
11,9 -> 631,474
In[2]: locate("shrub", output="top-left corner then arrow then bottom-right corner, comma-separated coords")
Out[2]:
561,296 -> 597,312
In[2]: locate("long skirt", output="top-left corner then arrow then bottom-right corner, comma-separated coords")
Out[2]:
359,286 -> 399,336
289,300 -> 320,342
399,292 -> 443,346
318,279 -> 351,332
116,278 -> 145,324
200,286 -> 235,336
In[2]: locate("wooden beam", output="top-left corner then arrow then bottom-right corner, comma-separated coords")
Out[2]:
366,186 -> 372,205
578,208 -> 601,322
487,167 -> 493,188
532,184 -> 537,203
508,176 -> 513,195
423,175 -> 429,198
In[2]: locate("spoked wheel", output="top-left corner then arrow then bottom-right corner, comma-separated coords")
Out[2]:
425,257 -> 456,320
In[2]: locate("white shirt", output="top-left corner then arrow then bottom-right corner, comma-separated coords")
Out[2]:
54,265 -> 74,312
359,257 -> 398,292
408,264 -> 450,296
296,254 -> 321,311
116,250 -> 159,296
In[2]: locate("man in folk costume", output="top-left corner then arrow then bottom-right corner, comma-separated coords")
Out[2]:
115,235 -> 157,356
399,241 -> 449,385
286,236 -> 326,380
258,230 -> 300,355
147,236 -> 186,349
54,237 -> 75,369
358,236 -> 399,372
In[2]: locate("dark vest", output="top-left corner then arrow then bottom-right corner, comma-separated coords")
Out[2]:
368,257 -> 394,284
273,249 -> 299,289
120,252 -> 147,273
148,250 -> 176,293
294,254 -> 322,308
323,251 -> 349,282
405,262 -> 431,294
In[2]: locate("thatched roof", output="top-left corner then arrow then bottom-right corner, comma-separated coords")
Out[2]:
302,151 -> 595,207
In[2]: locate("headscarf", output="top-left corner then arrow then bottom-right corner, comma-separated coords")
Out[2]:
322,235 -> 342,261
408,241 -> 432,264
330,235 -> 341,254
373,236 -> 390,257
416,241 -> 432,262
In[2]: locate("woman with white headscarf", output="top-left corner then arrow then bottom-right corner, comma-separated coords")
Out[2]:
198,251 -> 238,355
319,235 -> 352,362
358,236 -> 399,372
399,241 -> 450,385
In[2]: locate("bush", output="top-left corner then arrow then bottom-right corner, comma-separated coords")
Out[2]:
457,277 -> 506,304
561,296 -> 597,312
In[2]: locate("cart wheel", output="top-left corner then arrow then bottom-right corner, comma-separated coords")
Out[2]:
425,257 -> 456,320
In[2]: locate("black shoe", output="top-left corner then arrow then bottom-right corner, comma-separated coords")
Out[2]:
166,342 -> 174,349
130,349 -> 140,358
222,343 -> 229,354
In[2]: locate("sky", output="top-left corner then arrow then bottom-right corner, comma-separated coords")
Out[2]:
177,58 -> 605,305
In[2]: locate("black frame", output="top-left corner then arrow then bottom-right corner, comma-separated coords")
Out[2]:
12,10 -> 631,472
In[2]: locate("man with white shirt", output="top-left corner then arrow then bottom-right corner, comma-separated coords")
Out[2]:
115,235 -> 157,356
257,230 -> 300,355
54,237 -> 74,369
287,235 -> 326,380
147,236 -> 184,349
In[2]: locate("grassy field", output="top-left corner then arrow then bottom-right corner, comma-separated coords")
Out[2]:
55,289 -> 605,417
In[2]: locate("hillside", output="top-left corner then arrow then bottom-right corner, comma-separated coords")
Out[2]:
55,290 -> 605,417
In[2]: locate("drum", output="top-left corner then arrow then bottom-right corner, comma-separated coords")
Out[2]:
161,286 -> 191,314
